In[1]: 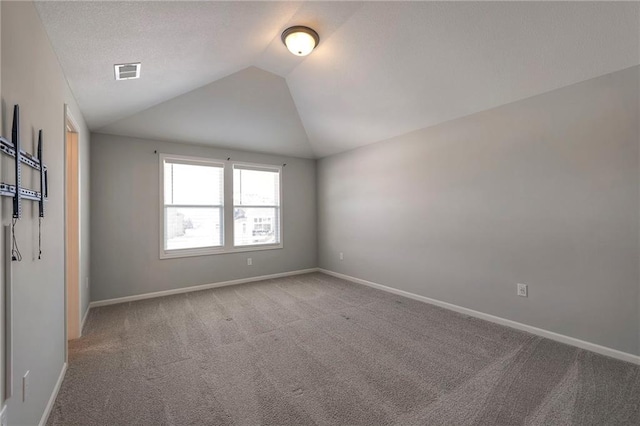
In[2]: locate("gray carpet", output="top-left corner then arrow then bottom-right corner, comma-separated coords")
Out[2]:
48,272 -> 640,425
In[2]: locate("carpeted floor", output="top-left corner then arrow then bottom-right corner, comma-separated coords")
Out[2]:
48,272 -> 640,425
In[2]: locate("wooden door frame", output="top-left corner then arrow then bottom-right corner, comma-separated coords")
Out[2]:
64,105 -> 81,355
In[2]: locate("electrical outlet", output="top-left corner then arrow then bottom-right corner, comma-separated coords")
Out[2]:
22,371 -> 29,403
339,252 -> 344,261
247,258 -> 252,266
517,283 -> 528,297
0,405 -> 7,426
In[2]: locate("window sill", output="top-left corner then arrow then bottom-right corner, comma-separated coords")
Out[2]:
160,243 -> 283,259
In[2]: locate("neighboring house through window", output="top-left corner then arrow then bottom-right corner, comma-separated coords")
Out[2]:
233,164 -> 281,247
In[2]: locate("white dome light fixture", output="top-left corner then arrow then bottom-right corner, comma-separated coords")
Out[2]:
281,26 -> 319,57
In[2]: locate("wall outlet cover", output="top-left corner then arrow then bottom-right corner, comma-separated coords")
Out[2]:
247,258 -> 252,266
517,283 -> 528,297
339,252 -> 344,261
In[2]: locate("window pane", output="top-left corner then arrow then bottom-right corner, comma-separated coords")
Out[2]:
165,207 -> 222,250
233,168 -> 279,206
234,207 -> 279,246
165,162 -> 223,205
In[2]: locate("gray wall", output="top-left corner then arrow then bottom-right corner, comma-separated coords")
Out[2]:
318,66 -> 640,356
90,133 -> 317,301
1,1 -> 91,424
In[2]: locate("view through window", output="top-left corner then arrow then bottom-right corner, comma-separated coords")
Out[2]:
163,159 -> 224,251
233,166 -> 281,246
161,155 -> 281,257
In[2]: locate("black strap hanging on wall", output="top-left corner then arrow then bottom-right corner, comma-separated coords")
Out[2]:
38,130 -> 45,218
38,130 -> 44,259
12,105 -> 21,219
11,106 -> 22,261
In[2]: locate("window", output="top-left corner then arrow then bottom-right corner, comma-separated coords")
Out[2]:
161,155 -> 224,257
160,154 -> 282,258
233,164 -> 281,247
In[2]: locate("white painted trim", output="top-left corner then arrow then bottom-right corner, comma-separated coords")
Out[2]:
159,153 -> 226,260
90,268 -> 319,308
39,362 -> 67,426
158,155 -> 284,260
64,105 -> 80,134
319,269 -> 640,365
80,306 -> 90,336
160,243 -> 284,260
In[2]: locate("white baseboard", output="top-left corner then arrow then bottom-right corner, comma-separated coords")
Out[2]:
39,362 -> 67,426
89,268 -> 320,308
319,268 -> 640,366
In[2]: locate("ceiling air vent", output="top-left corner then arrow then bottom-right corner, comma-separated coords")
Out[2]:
114,63 -> 141,80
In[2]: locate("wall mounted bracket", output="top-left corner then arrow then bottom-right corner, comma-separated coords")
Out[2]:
0,105 -> 48,219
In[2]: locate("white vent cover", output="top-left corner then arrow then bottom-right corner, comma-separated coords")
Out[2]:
114,63 -> 141,80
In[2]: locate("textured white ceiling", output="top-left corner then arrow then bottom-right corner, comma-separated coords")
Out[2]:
35,1 -> 306,128
35,1 -> 639,158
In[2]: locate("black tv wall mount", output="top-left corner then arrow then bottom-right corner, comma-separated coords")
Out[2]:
0,105 -> 48,219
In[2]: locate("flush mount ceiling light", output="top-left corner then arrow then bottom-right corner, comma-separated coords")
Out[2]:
281,26 -> 319,57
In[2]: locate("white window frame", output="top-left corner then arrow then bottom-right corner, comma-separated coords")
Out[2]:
232,162 -> 283,251
159,154 -> 283,259
159,154 -> 226,259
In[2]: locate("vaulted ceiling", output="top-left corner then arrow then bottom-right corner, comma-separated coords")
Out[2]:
35,1 -> 639,158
